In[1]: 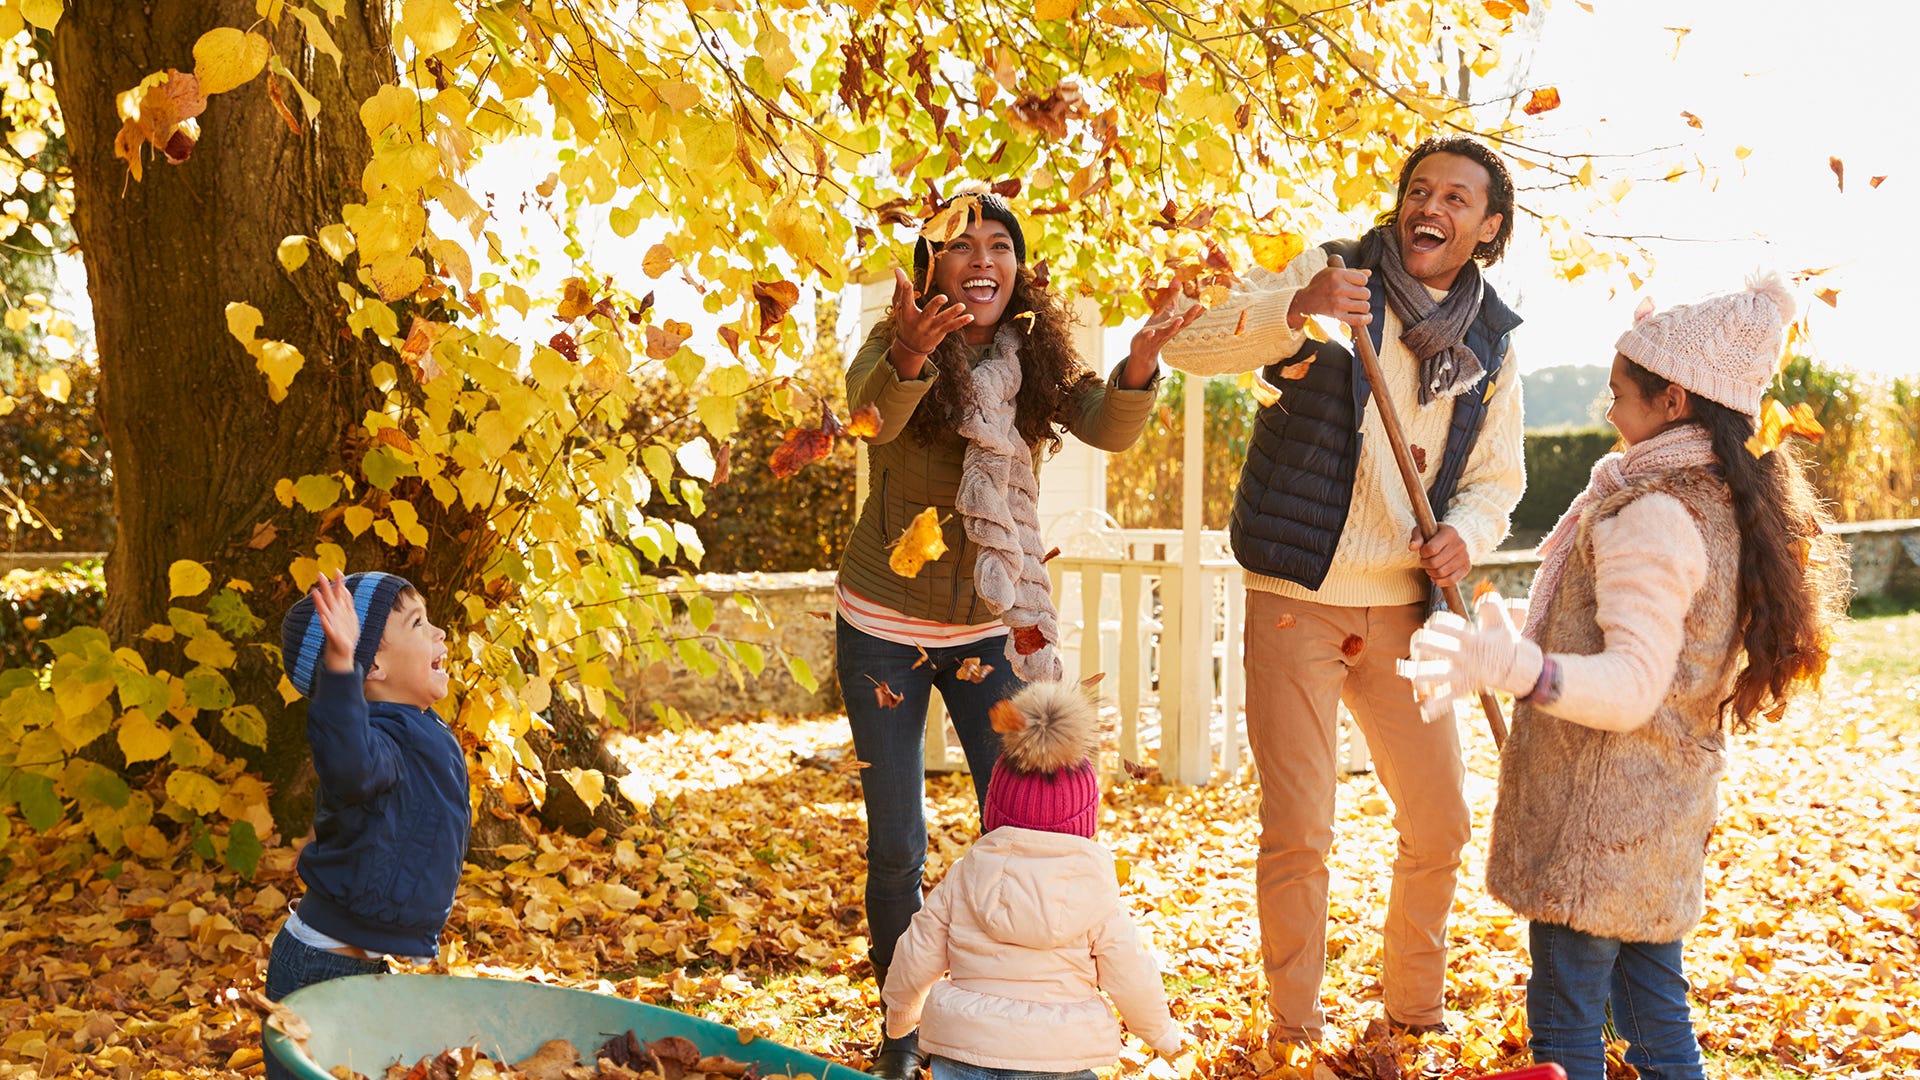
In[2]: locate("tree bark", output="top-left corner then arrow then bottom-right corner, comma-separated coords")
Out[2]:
50,1 -> 398,829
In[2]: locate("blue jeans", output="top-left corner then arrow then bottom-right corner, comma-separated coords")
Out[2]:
930,1056 -> 1096,1080
836,618 -> 1021,977
1527,921 -> 1703,1080
263,924 -> 388,1080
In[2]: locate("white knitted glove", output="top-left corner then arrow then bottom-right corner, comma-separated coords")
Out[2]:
1401,592 -> 1543,722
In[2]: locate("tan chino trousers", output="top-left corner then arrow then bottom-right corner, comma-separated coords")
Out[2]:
1244,590 -> 1470,1039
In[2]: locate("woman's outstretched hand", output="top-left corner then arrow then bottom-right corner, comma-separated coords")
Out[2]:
1122,296 -> 1204,389
889,267 -> 974,378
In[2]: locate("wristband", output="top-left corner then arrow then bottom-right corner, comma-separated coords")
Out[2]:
1520,655 -> 1562,707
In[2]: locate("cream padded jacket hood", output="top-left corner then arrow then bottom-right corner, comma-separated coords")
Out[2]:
881,827 -> 1186,1072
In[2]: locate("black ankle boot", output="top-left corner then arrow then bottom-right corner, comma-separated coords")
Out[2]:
867,1029 -> 926,1080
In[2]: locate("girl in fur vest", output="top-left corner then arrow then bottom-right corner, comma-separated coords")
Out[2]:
881,681 -> 1190,1080
1405,276 -> 1840,1080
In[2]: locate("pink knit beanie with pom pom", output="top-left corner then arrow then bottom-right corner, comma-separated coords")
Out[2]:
1614,273 -> 1797,415
982,681 -> 1101,839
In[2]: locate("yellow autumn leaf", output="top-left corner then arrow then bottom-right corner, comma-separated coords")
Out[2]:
21,0 -> 63,31
642,244 -> 676,278
169,559 -> 213,599
36,367 -> 71,403
116,709 -> 174,765
888,506 -> 949,578
165,770 -> 225,816
277,235 -> 310,273
561,768 -> 607,812
193,27 -> 273,96
1036,0 -> 1078,18
1248,232 -> 1305,274
369,253 -> 427,300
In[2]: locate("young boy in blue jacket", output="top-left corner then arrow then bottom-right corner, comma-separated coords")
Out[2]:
264,571 -> 469,1080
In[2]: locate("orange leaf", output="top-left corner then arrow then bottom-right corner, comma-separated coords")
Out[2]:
768,427 -> 833,479
843,404 -> 882,439
375,428 -> 413,453
1410,444 -> 1428,472
990,698 -> 1026,733
1121,758 -> 1158,781
1274,613 -> 1296,629
1233,310 -> 1248,336
557,277 -> 594,319
888,506 -> 949,577
866,675 -> 904,709
268,74 -> 302,135
1522,87 -> 1561,116
912,644 -> 931,670
1278,358 -> 1314,380
645,319 -> 693,360
1744,399 -> 1825,459
1080,672 -> 1106,688
1680,110 -> 1704,129
1012,625 -> 1048,655
954,657 -> 993,683
1814,287 -> 1839,308
1341,634 -> 1365,658
1830,156 -> 1845,193
1473,579 -> 1498,605
1042,546 -> 1062,563
1870,175 -> 1887,189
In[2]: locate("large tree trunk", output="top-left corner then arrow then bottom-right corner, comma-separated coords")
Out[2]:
50,2 -> 399,829
48,2 -> 635,841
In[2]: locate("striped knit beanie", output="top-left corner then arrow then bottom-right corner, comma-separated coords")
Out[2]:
280,572 -> 413,697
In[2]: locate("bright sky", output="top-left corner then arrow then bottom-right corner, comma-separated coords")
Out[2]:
1486,0 -> 1913,378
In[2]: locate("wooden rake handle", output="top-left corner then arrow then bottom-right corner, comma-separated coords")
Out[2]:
1326,254 -> 1507,748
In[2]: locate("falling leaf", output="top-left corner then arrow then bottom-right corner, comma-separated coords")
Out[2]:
866,675 -> 904,709
1274,613 -> 1297,629
1473,579 -> 1499,605
843,404 -> 883,439
1278,358 -> 1314,380
989,698 -> 1025,733
1665,25 -> 1691,59
642,243 -> 675,278
768,426 -> 833,480
1042,546 -> 1062,563
1870,175 -> 1887,189
1012,625 -> 1048,655
912,644 -> 931,670
1745,399 -> 1825,459
954,657 -> 993,683
711,441 -> 732,486
1410,444 -> 1428,472
1815,287 -> 1839,308
806,610 -> 832,620
1680,110 -> 1704,129
920,194 -> 979,244
1482,0 -> 1514,19
1250,370 -> 1283,408
1830,156 -> 1845,193
888,506 -> 949,577
1234,310 -> 1249,336
1341,634 -> 1365,658
1121,758 -> 1159,781
1248,232 -> 1306,273
246,521 -> 279,549
1080,672 -> 1106,688
1522,87 -> 1561,116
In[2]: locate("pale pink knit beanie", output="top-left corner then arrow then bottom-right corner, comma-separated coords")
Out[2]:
1614,273 -> 1797,415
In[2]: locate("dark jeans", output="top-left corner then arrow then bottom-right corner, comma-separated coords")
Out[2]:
1527,920 -> 1703,1080
263,924 -> 388,1080
836,618 -> 1022,978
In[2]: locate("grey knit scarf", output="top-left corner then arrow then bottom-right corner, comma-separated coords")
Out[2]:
1374,228 -> 1487,404
953,325 -> 1064,683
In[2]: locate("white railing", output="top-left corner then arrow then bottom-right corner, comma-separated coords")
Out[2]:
922,527 -> 1373,783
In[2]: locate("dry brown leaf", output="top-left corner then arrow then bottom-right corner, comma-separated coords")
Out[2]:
1011,625 -> 1048,655
912,644 -> 932,670
1341,634 -> 1365,658
1522,87 -> 1561,116
1277,358 -> 1314,380
1274,613 -> 1297,629
866,675 -> 903,709
990,698 -> 1025,733
954,657 -> 993,683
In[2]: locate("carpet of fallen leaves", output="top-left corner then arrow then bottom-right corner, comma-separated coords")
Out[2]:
2,613 -> 1915,1080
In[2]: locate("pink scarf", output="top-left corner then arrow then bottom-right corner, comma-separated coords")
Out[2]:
1523,423 -> 1718,639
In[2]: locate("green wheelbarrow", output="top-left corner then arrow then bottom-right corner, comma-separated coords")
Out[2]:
265,973 -> 866,1080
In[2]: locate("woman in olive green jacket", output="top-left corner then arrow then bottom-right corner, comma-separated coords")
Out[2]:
837,192 -> 1197,1079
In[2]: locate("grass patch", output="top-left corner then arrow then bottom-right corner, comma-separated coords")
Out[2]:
1834,608 -> 1920,681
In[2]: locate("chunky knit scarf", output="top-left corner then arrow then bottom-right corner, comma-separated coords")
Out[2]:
954,325 -> 1064,683
1371,227 -> 1487,404
1524,423 -> 1719,639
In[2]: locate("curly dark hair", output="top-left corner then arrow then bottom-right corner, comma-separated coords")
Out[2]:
1623,359 -> 1846,731
884,265 -> 1100,453
1382,135 -> 1516,265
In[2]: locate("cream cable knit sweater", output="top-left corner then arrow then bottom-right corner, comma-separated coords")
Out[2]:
1159,246 -> 1527,607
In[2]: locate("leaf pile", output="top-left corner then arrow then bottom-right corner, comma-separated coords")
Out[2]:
360,1032 -> 769,1080
0,616 -> 1915,1079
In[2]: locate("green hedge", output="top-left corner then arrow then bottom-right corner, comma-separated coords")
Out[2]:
1514,428 -> 1619,533
1,561 -> 106,670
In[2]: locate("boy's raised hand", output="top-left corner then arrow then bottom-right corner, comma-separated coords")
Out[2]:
310,572 -> 362,674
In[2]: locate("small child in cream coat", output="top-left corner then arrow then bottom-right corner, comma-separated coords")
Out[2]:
881,682 -> 1188,1080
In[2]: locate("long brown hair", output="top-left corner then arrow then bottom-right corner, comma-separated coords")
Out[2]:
888,265 -> 1100,453
1624,360 -> 1846,730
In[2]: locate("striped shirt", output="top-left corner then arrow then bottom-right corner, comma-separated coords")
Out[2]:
836,582 -> 1006,649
